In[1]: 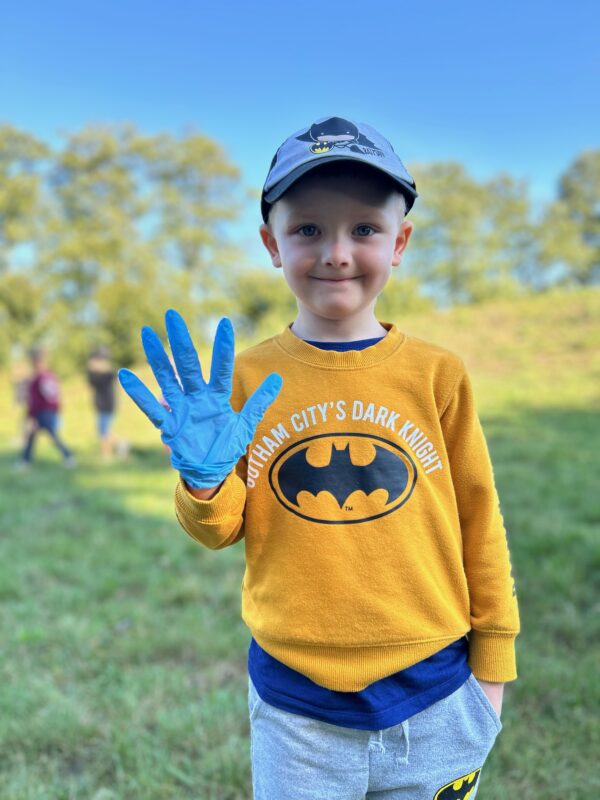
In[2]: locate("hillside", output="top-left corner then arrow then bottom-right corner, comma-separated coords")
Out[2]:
396,287 -> 599,410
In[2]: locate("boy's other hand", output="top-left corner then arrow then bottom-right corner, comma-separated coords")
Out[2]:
118,309 -> 282,488
476,678 -> 504,718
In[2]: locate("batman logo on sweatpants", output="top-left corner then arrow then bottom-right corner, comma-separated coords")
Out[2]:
268,433 -> 417,524
433,768 -> 481,799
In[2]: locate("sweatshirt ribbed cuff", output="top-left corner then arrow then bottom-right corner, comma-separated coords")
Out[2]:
175,469 -> 246,523
468,629 -> 518,682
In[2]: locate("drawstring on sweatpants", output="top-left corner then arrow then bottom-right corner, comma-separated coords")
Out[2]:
370,719 -> 410,764
397,719 -> 410,764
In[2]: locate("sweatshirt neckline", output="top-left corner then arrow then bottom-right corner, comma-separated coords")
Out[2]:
275,321 -> 406,369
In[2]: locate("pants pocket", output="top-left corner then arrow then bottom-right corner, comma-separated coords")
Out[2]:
466,674 -> 502,733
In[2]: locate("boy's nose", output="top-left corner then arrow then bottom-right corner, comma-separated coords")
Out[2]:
322,238 -> 351,268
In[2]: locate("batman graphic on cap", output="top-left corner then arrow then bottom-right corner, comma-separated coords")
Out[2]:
297,117 -> 382,154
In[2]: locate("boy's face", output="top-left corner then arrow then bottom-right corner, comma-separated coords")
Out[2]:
260,171 -> 412,335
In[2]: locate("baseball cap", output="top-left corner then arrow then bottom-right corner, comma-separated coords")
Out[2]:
261,116 -> 418,222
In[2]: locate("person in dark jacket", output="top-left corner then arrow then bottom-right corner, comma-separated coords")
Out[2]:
18,346 -> 75,469
87,346 -> 117,460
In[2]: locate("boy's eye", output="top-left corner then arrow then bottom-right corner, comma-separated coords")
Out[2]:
354,225 -> 375,237
297,225 -> 318,237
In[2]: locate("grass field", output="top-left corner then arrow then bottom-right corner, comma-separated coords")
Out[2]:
1,288 -> 599,798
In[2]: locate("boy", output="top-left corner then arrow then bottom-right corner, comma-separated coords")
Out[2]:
119,116 -> 520,799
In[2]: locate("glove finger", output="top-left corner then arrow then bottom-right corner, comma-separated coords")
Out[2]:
239,372 -> 283,429
165,309 -> 206,395
141,325 -> 183,409
208,318 -> 234,397
118,369 -> 170,431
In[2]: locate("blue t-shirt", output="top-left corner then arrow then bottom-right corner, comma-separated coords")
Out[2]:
248,334 -> 471,730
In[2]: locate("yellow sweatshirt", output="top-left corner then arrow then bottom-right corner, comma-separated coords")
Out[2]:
174,323 -> 520,691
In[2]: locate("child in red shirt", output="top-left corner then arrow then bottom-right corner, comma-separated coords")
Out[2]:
18,347 -> 75,468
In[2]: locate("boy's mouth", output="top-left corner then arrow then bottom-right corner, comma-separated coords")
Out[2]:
313,276 -> 359,283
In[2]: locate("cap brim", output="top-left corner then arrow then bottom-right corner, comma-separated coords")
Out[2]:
262,156 -> 417,218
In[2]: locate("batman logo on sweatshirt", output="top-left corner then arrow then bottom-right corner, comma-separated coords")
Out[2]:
433,768 -> 481,799
268,433 -> 417,524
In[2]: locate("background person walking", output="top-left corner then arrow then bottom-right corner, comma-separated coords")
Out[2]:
86,346 -> 117,461
18,346 -> 75,470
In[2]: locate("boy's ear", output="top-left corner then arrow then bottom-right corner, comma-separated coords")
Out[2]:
392,220 -> 414,267
259,224 -> 282,268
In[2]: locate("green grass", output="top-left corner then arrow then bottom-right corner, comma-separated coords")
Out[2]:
1,288 -> 599,798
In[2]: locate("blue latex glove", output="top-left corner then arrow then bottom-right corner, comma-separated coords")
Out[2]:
118,309 -> 283,488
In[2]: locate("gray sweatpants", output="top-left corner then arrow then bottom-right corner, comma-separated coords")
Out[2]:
249,673 -> 502,799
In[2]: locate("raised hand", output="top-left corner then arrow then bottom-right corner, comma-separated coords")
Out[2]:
118,309 -> 282,488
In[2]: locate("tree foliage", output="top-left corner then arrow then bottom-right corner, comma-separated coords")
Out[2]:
0,125 -> 49,267
406,163 -> 540,305
539,150 -> 600,285
0,123 -> 596,371
0,124 -> 242,368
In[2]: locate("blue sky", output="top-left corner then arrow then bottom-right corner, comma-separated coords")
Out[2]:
1,0 -> 598,261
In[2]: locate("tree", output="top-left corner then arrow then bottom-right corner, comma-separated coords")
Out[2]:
407,163 -> 538,305
539,150 -> 600,285
0,125 -> 49,271
0,273 -> 42,366
0,126 -> 50,364
39,124 -> 242,365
